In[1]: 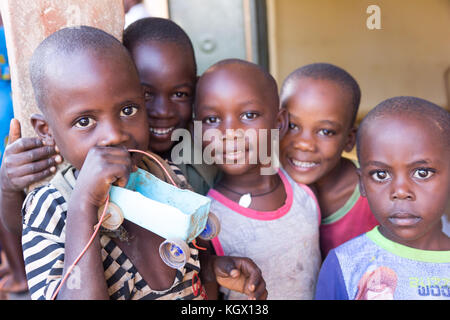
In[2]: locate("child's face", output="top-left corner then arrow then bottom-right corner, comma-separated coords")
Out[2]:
130,41 -> 196,154
195,65 -> 280,176
43,51 -> 149,171
280,78 -> 355,185
358,114 -> 450,245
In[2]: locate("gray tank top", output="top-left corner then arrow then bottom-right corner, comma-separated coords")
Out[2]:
209,169 -> 321,299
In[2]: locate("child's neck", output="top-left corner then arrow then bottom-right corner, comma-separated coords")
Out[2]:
379,224 -> 450,251
312,157 -> 358,217
219,167 -> 276,194
217,166 -> 286,212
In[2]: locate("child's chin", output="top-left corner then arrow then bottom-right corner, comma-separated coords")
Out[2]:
283,165 -> 317,185
218,163 -> 258,176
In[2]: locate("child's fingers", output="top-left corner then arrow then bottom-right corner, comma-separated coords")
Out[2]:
213,256 -> 239,278
245,276 -> 267,300
113,166 -> 131,188
232,258 -> 265,297
11,168 -> 56,188
9,155 -> 59,178
5,137 -> 45,155
5,144 -> 58,167
7,119 -> 21,145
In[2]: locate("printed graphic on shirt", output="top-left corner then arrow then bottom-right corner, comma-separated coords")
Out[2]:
409,277 -> 450,298
355,266 -> 397,300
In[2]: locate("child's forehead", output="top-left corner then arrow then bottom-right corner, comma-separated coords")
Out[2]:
44,51 -> 140,106
284,78 -> 354,123
202,65 -> 270,95
133,40 -> 196,76
286,77 -> 351,102
362,114 -> 447,157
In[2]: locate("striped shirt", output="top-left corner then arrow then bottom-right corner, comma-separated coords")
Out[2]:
22,160 -> 206,300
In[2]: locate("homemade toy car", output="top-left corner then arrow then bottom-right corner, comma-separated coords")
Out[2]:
98,168 -> 220,268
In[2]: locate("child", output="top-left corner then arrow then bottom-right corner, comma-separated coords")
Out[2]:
123,17 -> 220,195
279,63 -> 378,259
22,26 -> 266,300
195,59 -> 321,299
315,96 -> 450,300
0,18 -> 219,297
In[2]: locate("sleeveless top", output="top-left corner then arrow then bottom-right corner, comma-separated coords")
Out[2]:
208,169 -> 321,299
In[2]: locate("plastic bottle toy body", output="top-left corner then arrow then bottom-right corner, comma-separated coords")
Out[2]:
98,168 -> 220,268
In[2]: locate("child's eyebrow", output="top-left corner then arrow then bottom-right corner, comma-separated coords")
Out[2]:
141,82 -> 193,90
317,120 -> 341,127
173,83 -> 194,89
237,99 -> 261,107
65,108 -> 100,118
365,159 -> 433,168
407,159 -> 432,166
365,160 -> 390,168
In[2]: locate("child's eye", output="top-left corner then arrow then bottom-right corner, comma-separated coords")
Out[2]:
288,122 -> 298,130
173,92 -> 190,99
144,91 -> 154,101
74,117 -> 96,128
318,129 -> 335,136
120,105 -> 138,117
370,170 -> 391,182
204,116 -> 220,124
413,168 -> 435,179
241,112 -> 259,120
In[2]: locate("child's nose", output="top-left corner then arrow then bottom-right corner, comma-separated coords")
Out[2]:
97,121 -> 130,147
390,177 -> 415,201
147,95 -> 176,118
293,132 -> 315,152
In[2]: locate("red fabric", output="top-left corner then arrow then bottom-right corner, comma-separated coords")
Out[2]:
319,196 -> 379,259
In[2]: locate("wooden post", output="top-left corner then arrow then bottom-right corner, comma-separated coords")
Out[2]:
0,0 -> 124,187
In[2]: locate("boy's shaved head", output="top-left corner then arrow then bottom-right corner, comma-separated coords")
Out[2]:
357,96 -> 450,158
29,26 -> 135,114
197,58 -> 279,112
281,63 -> 361,125
123,17 -> 196,74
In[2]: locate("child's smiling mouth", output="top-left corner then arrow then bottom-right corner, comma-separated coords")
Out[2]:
223,150 -> 245,161
289,157 -> 320,170
149,126 -> 175,136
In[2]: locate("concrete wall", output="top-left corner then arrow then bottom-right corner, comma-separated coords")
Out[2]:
268,0 -> 450,120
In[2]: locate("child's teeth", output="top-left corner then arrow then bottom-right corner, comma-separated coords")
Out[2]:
292,159 -> 318,168
150,127 -> 174,135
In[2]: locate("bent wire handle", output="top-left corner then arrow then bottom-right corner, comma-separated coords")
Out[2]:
128,149 -> 177,187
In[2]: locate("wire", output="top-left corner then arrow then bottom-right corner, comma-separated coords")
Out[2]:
51,194 -> 110,300
192,239 -> 207,251
128,149 -> 177,187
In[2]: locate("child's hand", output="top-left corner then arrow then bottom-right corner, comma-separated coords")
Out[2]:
0,119 -> 62,193
213,256 -> 268,300
72,146 -> 132,209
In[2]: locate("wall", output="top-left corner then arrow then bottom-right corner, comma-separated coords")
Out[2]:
268,0 -> 450,120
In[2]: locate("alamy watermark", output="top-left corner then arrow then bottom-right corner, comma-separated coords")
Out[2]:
366,5 -> 381,30
169,121 -> 280,175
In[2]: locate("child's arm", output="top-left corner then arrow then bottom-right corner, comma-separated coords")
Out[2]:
22,145 -> 132,300
0,119 -> 61,235
314,250 -> 349,300
56,146 -> 133,300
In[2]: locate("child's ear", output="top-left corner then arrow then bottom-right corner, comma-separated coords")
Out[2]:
30,114 -> 54,146
357,168 -> 367,198
344,126 -> 357,153
276,108 -> 289,139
